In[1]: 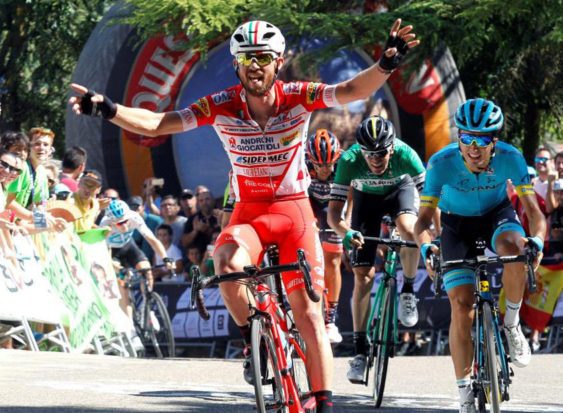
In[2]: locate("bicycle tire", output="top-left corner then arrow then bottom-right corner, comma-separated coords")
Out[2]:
145,292 -> 176,358
483,303 -> 501,413
251,317 -> 288,413
372,277 -> 396,408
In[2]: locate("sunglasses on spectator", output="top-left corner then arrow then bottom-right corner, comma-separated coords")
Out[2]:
236,52 -> 276,67
362,149 -> 389,159
534,156 -> 549,164
458,133 -> 494,147
0,159 -> 22,174
116,219 -> 129,227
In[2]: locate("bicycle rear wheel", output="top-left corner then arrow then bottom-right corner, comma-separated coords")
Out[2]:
372,277 -> 396,408
251,317 -> 287,412
145,292 -> 175,358
483,303 -> 501,413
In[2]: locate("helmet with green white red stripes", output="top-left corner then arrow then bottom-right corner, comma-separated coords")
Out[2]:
230,21 -> 286,56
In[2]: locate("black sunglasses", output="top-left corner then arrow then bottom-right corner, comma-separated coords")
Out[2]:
0,159 -> 22,174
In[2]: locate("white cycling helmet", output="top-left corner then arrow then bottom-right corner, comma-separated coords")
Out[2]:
230,20 -> 286,56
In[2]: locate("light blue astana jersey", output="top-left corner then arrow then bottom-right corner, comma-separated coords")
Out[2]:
421,141 -> 534,216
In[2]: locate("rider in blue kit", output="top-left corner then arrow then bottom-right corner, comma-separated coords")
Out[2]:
414,98 -> 546,413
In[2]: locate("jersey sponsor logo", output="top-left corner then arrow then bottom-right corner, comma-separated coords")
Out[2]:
280,130 -> 300,146
192,97 -> 211,118
353,177 -> 402,188
235,152 -> 290,165
234,136 -> 281,151
228,137 -> 236,148
271,111 -> 290,125
306,82 -> 321,105
283,82 -> 302,95
239,167 -> 270,177
211,90 -> 235,105
181,108 -> 197,128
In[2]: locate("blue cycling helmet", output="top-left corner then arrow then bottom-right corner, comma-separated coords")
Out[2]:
106,199 -> 129,221
455,98 -> 504,133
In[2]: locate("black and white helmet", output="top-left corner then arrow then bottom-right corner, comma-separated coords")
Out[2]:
355,116 -> 396,151
230,21 -> 286,56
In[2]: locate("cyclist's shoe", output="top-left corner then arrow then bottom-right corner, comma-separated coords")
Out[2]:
131,335 -> 145,353
242,346 -> 254,385
504,324 -> 531,367
326,323 -> 343,344
459,400 -> 476,413
398,292 -> 419,327
346,355 -> 367,384
242,344 -> 268,385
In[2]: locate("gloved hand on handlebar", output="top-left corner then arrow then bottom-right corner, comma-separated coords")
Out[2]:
344,229 -> 364,250
163,257 -> 176,271
420,242 -> 440,279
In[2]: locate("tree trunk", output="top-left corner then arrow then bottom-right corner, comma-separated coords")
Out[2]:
522,103 -> 541,165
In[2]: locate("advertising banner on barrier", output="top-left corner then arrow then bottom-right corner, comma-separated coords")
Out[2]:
80,234 -> 133,333
0,232 -> 67,326
33,230 -> 115,351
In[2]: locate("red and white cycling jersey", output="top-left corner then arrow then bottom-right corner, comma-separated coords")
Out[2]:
178,80 -> 339,202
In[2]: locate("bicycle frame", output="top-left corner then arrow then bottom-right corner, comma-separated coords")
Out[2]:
366,242 -> 399,358
473,265 -> 511,405
251,280 -> 314,412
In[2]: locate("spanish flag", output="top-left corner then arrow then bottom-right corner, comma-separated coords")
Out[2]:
500,258 -> 563,331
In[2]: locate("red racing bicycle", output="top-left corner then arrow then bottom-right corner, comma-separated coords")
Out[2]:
190,248 -> 320,412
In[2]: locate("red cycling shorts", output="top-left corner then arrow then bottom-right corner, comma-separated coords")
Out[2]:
215,197 -> 325,296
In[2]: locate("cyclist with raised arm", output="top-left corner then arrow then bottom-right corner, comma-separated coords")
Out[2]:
306,129 -> 344,343
414,98 -> 546,413
328,115 -> 425,383
101,200 -> 175,317
69,19 -> 419,411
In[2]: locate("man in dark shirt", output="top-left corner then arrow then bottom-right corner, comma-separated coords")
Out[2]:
182,190 -> 219,255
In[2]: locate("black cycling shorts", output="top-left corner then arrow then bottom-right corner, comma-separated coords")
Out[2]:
111,239 -> 148,269
440,199 -> 525,291
351,176 -> 418,267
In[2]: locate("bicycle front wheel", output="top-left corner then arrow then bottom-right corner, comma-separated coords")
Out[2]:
372,277 -> 396,408
483,303 -> 501,413
251,317 -> 287,413
146,292 -> 175,358
289,327 -> 313,409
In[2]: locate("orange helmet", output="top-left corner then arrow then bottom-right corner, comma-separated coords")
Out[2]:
306,129 -> 341,165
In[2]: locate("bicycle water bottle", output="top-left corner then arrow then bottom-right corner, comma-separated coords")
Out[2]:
33,200 -> 48,229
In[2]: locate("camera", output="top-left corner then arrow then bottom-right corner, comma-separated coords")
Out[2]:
554,179 -> 563,192
152,178 -> 164,188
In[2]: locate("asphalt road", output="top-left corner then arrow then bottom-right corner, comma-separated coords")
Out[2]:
0,350 -> 562,412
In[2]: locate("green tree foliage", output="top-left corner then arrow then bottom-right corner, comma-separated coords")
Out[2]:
123,0 -> 562,161
0,1 -> 111,154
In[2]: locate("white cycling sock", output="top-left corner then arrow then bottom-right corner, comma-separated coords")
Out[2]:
457,378 -> 473,404
504,299 -> 522,327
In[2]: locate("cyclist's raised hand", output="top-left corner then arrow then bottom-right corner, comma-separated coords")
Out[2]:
378,18 -> 420,73
69,83 -> 117,119
344,229 -> 364,250
420,243 -> 440,279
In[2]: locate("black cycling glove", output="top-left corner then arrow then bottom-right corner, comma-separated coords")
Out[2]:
378,34 -> 410,73
80,89 -> 117,120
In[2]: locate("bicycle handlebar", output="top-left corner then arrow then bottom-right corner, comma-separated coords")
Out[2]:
190,249 -> 320,320
361,236 -> 418,249
430,246 -> 539,297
